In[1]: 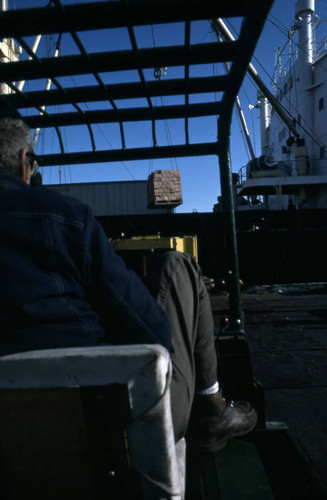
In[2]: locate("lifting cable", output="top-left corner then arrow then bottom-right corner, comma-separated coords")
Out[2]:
150,25 -> 179,174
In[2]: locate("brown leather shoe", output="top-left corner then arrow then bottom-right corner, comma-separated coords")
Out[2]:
195,390 -> 257,453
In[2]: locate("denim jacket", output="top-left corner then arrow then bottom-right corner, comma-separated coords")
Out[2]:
0,169 -> 171,355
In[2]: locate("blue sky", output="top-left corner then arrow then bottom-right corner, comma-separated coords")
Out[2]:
7,0 -> 327,212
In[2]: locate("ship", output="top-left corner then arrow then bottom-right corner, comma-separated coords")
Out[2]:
208,0 -> 327,286
236,0 -> 327,213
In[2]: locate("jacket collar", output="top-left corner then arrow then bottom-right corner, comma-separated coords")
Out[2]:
0,168 -> 29,190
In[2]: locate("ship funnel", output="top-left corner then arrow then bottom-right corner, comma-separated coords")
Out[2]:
295,0 -> 314,20
295,0 -> 314,64
295,0 -> 315,160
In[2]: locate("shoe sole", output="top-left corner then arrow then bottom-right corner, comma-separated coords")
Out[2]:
200,421 -> 257,454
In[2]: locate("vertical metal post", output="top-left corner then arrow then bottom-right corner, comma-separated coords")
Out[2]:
218,110 -> 244,333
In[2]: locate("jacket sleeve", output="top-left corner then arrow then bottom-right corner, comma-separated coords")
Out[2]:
83,209 -> 171,350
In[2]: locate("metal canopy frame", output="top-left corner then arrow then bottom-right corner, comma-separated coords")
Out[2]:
0,0 -> 273,331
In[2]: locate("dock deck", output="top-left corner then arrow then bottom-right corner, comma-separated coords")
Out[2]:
210,285 -> 327,494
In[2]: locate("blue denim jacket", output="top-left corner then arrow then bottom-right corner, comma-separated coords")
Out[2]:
0,169 -> 171,355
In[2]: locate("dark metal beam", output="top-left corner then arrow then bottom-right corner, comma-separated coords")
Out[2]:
37,142 -> 219,167
216,6 -> 273,333
0,42 -> 239,83
25,102 -> 222,128
5,76 -> 229,109
0,0 -> 267,38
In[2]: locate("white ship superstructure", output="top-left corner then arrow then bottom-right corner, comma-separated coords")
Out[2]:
237,0 -> 327,210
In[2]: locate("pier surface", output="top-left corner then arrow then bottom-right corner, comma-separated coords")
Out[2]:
211,284 -> 327,488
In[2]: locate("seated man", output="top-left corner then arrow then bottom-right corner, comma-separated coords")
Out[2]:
0,114 -> 256,451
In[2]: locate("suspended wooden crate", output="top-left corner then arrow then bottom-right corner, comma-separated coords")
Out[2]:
147,170 -> 183,209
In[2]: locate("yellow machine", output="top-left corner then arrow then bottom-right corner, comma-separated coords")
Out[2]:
112,235 -> 198,260
112,235 -> 198,279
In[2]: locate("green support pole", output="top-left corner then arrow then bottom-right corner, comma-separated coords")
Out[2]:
218,110 -> 244,334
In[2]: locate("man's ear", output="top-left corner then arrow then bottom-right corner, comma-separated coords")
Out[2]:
19,148 -> 31,184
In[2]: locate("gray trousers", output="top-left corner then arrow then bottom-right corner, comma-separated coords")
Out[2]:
146,251 -> 218,441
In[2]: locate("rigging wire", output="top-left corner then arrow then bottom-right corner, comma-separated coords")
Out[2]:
287,34 -> 296,127
160,95 -> 178,170
267,20 -> 327,149
51,0 -> 132,179
95,122 -> 137,180
45,33 -> 69,185
66,77 -> 137,181
150,24 -> 179,172
234,110 -> 251,163
271,39 -> 291,85
209,30 -> 221,106
237,78 -> 257,155
268,14 -> 291,38
210,23 -> 256,160
61,110 -> 71,184
269,13 -> 327,75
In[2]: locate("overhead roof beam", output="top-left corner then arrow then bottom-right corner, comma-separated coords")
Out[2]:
0,0 -> 262,38
37,142 -> 219,167
6,76 -> 230,109
24,102 -> 222,129
0,42 -> 238,83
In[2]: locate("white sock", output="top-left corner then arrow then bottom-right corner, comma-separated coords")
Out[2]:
196,381 -> 219,395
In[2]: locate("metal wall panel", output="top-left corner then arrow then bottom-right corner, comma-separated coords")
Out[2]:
44,181 -> 172,216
